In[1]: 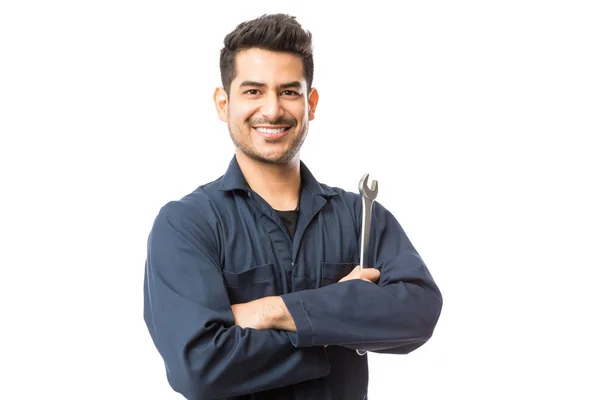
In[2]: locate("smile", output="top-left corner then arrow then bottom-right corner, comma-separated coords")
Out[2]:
254,127 -> 290,134
253,126 -> 291,140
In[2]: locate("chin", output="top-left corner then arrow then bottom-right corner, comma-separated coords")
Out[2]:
255,145 -> 291,161
260,155 -> 291,165
253,151 -> 296,165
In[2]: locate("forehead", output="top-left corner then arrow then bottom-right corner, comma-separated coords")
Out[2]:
233,48 -> 305,86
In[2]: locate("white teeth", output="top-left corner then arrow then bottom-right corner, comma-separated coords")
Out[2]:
255,127 -> 287,134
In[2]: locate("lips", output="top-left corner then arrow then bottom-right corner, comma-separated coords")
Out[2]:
253,126 -> 291,140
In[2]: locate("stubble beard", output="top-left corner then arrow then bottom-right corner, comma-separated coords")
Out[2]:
228,121 -> 308,165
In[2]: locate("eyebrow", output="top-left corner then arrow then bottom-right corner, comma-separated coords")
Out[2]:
238,80 -> 303,90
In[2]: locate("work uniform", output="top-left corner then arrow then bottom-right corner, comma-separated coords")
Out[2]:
143,156 -> 443,399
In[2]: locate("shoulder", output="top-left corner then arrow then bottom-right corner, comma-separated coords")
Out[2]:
145,185 -> 224,262
151,176 -> 226,235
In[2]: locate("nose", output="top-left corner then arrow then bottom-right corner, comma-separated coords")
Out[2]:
260,92 -> 284,121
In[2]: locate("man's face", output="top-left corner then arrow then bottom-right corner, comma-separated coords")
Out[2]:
215,48 -> 318,165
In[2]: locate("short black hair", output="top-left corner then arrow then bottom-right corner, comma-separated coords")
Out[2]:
219,13 -> 314,95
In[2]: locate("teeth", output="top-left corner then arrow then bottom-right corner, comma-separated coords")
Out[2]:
255,127 -> 287,134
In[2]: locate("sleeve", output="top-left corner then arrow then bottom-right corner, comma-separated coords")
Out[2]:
280,200 -> 443,353
143,200 -> 330,400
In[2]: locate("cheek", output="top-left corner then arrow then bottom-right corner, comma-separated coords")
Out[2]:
229,102 -> 256,123
289,103 -> 309,121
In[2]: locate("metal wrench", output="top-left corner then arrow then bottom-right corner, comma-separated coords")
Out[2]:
359,173 -> 378,270
356,173 -> 378,356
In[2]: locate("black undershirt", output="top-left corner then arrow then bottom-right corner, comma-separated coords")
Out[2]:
276,209 -> 298,239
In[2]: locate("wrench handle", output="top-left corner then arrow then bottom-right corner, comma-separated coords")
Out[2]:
359,197 -> 373,270
357,196 -> 373,357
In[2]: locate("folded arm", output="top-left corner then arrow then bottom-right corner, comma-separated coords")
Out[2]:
279,201 -> 443,353
143,201 -> 330,399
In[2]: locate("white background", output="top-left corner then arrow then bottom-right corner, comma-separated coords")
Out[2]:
1,1 -> 599,399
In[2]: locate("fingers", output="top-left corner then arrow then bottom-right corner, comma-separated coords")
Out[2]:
351,266 -> 380,284
362,268 -> 380,283
337,265 -> 380,284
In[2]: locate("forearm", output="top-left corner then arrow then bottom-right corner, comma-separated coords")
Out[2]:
279,274 -> 442,350
232,296 -> 297,332
241,268 -> 441,351
233,297 -> 344,350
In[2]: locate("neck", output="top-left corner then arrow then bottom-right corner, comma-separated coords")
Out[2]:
236,150 -> 301,211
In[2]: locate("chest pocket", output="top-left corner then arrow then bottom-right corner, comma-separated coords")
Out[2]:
321,262 -> 357,287
222,263 -> 278,304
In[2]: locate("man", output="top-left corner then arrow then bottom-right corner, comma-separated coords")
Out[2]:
143,13 -> 442,400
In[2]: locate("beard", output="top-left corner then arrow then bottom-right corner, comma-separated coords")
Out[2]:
228,116 -> 308,165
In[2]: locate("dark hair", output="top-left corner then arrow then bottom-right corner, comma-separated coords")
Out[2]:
219,13 -> 314,95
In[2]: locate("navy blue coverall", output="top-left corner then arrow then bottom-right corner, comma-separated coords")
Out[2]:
143,156 -> 443,399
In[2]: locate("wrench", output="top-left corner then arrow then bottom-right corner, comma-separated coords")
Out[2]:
356,173 -> 378,357
359,173 -> 378,270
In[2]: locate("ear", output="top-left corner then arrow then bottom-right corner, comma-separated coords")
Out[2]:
214,87 -> 228,122
308,87 -> 319,121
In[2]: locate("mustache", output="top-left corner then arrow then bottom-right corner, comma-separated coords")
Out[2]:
249,117 -> 296,126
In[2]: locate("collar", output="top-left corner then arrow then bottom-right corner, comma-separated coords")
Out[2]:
218,155 -> 338,199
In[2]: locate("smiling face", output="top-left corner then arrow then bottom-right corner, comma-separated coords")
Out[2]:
214,48 -> 319,165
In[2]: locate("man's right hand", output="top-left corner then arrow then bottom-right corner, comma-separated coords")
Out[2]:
337,265 -> 380,284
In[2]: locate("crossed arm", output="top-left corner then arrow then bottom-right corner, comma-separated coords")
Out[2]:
144,200 -> 442,399
231,265 -> 381,334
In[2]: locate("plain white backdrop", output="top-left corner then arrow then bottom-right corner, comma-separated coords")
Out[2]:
1,1 -> 599,399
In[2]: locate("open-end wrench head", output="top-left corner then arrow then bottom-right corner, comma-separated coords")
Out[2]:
359,173 -> 378,199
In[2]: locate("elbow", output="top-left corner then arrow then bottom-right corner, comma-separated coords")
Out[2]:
162,348 -> 222,400
168,361 -> 241,400
152,324 -> 246,399
398,285 -> 443,344
417,288 -> 443,341
166,364 -> 223,400
165,341 -> 241,399
165,364 -> 205,400
385,281 -> 443,346
145,330 -> 215,398
389,292 -> 441,356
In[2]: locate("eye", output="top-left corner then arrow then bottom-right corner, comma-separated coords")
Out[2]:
281,90 -> 301,97
245,89 -> 260,95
